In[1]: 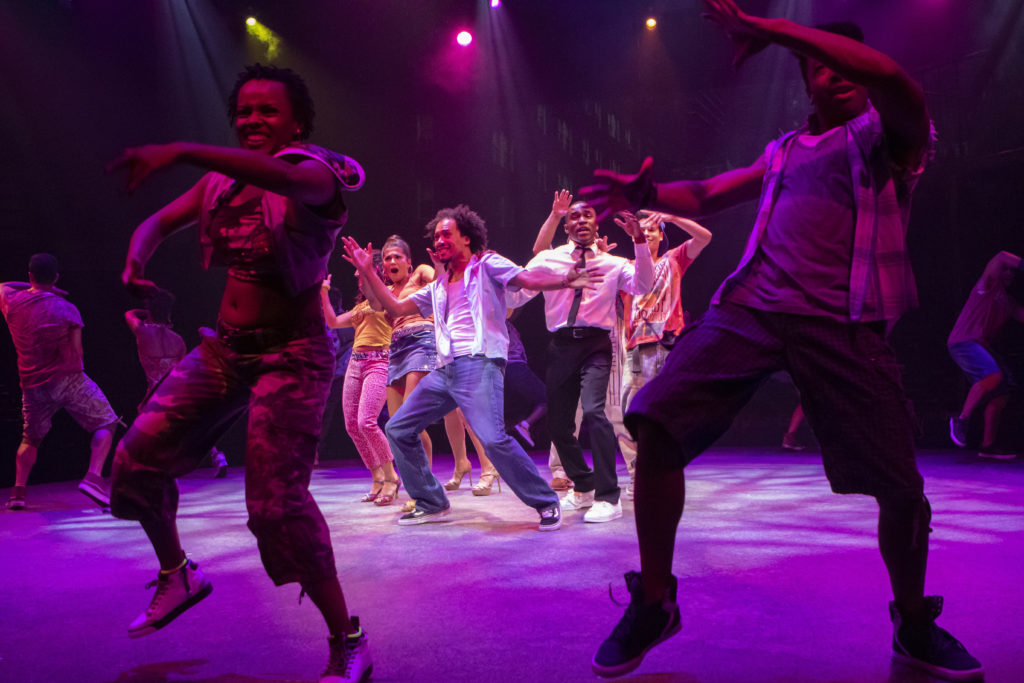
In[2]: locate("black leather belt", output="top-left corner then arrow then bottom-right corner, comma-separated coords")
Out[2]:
554,326 -> 608,340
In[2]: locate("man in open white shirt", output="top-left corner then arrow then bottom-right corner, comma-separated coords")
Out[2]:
341,205 -> 598,531
511,202 -> 654,523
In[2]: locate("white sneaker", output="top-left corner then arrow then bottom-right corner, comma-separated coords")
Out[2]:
560,489 -> 595,511
584,500 -> 623,523
128,558 -> 213,638
623,472 -> 636,501
321,618 -> 373,682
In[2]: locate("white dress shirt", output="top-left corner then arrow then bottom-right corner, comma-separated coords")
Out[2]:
509,240 -> 655,332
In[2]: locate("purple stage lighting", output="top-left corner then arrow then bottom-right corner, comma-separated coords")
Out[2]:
491,0 -> 501,8
456,30 -> 473,47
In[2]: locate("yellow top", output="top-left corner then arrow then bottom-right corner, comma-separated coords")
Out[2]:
351,300 -> 392,348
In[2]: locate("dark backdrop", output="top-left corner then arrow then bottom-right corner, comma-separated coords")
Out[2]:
3,0 -> 1023,486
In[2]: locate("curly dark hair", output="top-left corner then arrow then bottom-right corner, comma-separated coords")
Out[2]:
227,64 -> 315,139
424,205 -> 488,255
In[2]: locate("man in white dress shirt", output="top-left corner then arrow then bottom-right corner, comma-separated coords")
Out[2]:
512,203 -> 654,523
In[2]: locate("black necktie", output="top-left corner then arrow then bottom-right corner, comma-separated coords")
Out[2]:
566,245 -> 587,327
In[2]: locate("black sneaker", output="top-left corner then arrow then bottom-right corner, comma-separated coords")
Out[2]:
949,417 -> 969,447
890,596 -> 983,681
538,503 -> 561,531
397,505 -> 451,526
592,571 -> 680,678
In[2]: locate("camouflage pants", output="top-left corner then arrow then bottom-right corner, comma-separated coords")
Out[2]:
111,330 -> 337,586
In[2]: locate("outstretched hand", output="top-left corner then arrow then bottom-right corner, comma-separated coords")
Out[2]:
551,189 -> 573,217
426,247 -> 445,275
595,235 -> 618,253
340,236 -> 375,274
578,156 -> 655,222
106,143 -> 181,194
613,210 -> 644,243
565,264 -> 604,291
321,274 -> 333,292
701,0 -> 771,70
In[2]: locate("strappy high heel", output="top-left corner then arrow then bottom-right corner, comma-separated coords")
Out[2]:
472,470 -> 501,496
443,465 -> 474,491
374,479 -> 401,506
361,480 -> 384,503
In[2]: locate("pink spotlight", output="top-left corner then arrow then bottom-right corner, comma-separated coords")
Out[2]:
456,30 -> 473,47
490,0 -> 501,7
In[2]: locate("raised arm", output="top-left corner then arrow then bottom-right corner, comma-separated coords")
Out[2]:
341,237 -> 420,318
319,276 -> 357,329
702,0 -> 929,164
124,309 -> 148,333
648,212 -> 713,260
122,178 -> 209,297
580,155 -> 765,221
107,142 -> 336,206
0,282 -> 30,317
615,211 -> 656,294
533,189 -> 573,254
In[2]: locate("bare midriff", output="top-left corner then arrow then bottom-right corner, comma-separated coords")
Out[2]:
219,276 -> 321,330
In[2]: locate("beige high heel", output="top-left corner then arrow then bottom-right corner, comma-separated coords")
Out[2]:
472,470 -> 501,496
443,465 -> 474,491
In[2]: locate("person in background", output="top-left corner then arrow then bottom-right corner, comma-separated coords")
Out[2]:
125,287 -> 228,477
1,253 -> 119,511
947,250 -> 1024,459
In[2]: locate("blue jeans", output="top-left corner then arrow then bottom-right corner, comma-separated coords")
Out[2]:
385,355 -> 558,513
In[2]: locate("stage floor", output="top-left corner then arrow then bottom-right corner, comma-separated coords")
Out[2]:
2,449 -> 1021,682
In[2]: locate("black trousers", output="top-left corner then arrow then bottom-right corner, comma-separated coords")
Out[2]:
545,329 -> 620,503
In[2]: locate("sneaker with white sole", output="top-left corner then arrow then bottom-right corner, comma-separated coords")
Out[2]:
321,617 -> 373,682
538,503 -> 562,531
6,485 -> 27,510
584,500 -> 623,523
593,571 -> 680,677
397,505 -> 451,526
128,558 -> 213,638
78,473 -> 110,508
890,596 -> 983,681
560,489 -> 595,511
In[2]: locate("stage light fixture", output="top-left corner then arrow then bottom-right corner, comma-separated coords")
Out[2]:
646,17 -> 657,30
245,17 -> 281,60
456,30 -> 473,47
491,0 -> 501,7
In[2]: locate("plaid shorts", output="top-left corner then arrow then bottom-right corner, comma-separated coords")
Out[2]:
626,303 -> 923,497
21,372 -> 119,445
